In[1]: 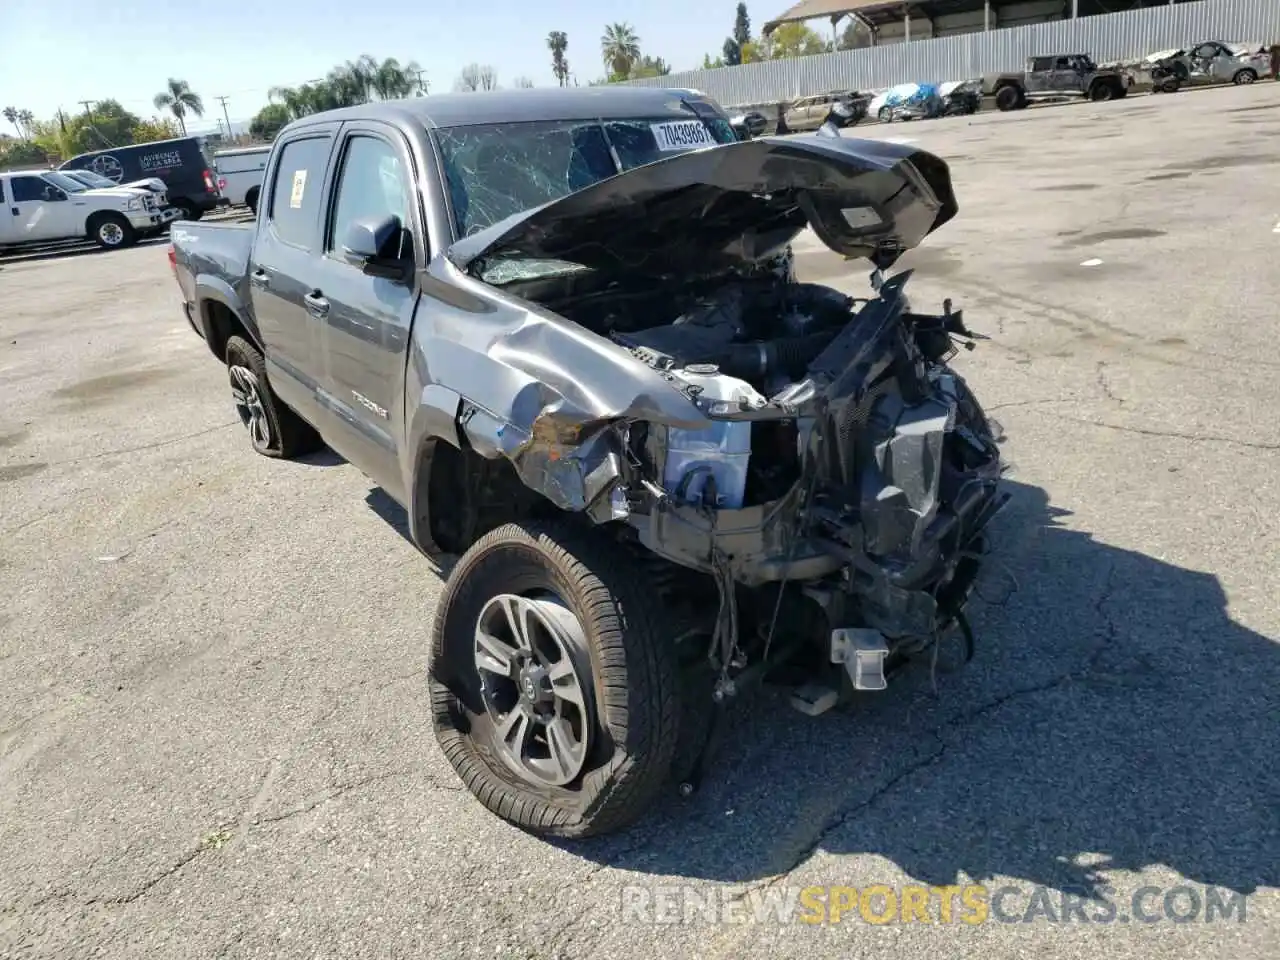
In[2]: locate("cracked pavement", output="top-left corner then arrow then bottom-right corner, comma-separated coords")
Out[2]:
2,84 -> 1278,959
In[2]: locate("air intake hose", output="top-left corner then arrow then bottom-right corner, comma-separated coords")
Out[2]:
710,329 -> 841,381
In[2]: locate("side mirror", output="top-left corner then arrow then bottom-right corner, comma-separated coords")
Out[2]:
341,214 -> 411,282
43,187 -> 67,202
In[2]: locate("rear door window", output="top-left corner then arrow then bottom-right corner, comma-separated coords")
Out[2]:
267,135 -> 334,248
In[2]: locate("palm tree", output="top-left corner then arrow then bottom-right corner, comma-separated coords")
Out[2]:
153,78 -> 204,136
600,23 -> 641,80
3,106 -> 21,139
17,109 -> 34,136
548,31 -> 570,87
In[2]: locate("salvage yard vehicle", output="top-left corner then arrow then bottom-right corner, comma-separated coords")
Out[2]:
59,136 -> 228,221
0,169 -> 174,249
778,90 -> 870,132
984,53 -> 1129,110
1160,40 -> 1272,88
169,88 -> 1006,839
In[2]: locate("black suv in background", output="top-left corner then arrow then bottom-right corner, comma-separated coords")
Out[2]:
59,136 -> 227,220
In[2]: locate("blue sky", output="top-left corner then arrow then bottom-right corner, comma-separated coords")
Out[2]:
3,0 -> 759,131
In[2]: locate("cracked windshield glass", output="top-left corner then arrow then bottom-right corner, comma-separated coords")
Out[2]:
434,116 -> 735,281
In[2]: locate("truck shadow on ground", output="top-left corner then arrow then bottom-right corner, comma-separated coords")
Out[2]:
564,479 -> 1279,899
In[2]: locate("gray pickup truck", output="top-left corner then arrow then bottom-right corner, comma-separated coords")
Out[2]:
170,87 -> 1006,839
984,53 -> 1130,110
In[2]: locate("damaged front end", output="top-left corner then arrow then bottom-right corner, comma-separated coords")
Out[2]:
444,132 -> 1006,707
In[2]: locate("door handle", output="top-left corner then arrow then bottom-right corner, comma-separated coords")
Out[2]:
303,291 -> 330,317
250,268 -> 269,288
9,207 -> 17,216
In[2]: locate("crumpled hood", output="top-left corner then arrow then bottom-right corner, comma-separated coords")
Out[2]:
447,133 -> 958,277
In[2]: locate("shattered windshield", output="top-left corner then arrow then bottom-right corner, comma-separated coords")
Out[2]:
433,116 -> 736,241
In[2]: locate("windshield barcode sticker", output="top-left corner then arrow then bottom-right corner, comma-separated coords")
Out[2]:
650,121 -> 716,152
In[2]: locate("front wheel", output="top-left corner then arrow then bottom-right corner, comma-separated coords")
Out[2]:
224,335 -> 322,458
878,106 -> 893,123
430,522 -> 682,838
89,213 -> 135,250
245,187 -> 259,216
1089,82 -> 1116,102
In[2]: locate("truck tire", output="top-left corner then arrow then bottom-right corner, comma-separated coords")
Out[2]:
430,521 -> 682,838
245,186 -> 260,216
1232,68 -> 1257,85
224,335 -> 322,458
995,85 -> 1021,111
88,212 -> 136,250
1089,81 -> 1115,102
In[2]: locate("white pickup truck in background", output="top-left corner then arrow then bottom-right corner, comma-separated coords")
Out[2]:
212,145 -> 271,214
0,169 -> 177,250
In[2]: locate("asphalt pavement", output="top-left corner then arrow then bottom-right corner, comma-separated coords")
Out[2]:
1,83 -> 1277,959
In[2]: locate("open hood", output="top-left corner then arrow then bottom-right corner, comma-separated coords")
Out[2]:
447,133 -> 958,279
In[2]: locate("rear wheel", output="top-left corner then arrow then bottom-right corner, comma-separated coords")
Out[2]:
88,213 -> 135,250
429,522 -> 682,838
245,187 -> 260,216
224,335 -> 322,458
995,85 -> 1021,111
1232,68 -> 1257,85
878,106 -> 893,123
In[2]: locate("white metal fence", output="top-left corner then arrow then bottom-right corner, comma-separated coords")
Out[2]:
622,0 -> 1280,106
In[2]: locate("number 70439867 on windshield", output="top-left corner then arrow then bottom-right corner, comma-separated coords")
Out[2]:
650,120 -> 716,152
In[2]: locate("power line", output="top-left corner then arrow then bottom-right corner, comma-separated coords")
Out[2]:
216,95 -> 233,134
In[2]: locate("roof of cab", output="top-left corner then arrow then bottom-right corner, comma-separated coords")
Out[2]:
281,86 -> 723,133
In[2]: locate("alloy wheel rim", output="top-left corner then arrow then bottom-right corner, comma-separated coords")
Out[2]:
474,593 -> 592,787
100,223 -> 123,246
229,364 -> 271,449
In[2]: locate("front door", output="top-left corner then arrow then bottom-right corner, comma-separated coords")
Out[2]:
248,126 -> 339,421
311,123 -> 422,497
6,175 -> 74,242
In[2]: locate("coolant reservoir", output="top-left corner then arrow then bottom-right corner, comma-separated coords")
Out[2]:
663,363 -> 762,509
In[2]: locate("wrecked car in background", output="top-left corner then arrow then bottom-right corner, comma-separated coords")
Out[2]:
169,87 -> 1007,839
1155,40 -> 1272,88
984,53 -> 1130,110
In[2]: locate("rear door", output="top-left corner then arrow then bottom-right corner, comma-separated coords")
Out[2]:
310,121 -> 422,494
249,125 -> 340,422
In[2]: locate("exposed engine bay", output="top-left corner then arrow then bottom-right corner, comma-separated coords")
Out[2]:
526,267 -> 1008,710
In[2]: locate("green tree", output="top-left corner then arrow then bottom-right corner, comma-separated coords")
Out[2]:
249,103 -> 291,140
762,22 -> 827,59
548,31 -> 570,87
132,116 -> 180,143
629,56 -> 672,80
0,139 -> 48,168
723,37 -> 741,66
702,52 -> 726,69
52,100 -> 143,153
601,23 -> 641,79
838,20 -> 872,50
153,78 -> 204,136
733,3 -> 752,45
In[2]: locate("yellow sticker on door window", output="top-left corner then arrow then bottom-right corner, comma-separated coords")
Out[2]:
289,169 -> 307,209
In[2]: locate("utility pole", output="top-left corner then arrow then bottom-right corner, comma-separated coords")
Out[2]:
216,95 -> 232,137
77,100 -> 96,119
412,70 -> 428,95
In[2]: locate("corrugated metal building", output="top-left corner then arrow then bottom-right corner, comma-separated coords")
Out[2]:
621,0 -> 1280,106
